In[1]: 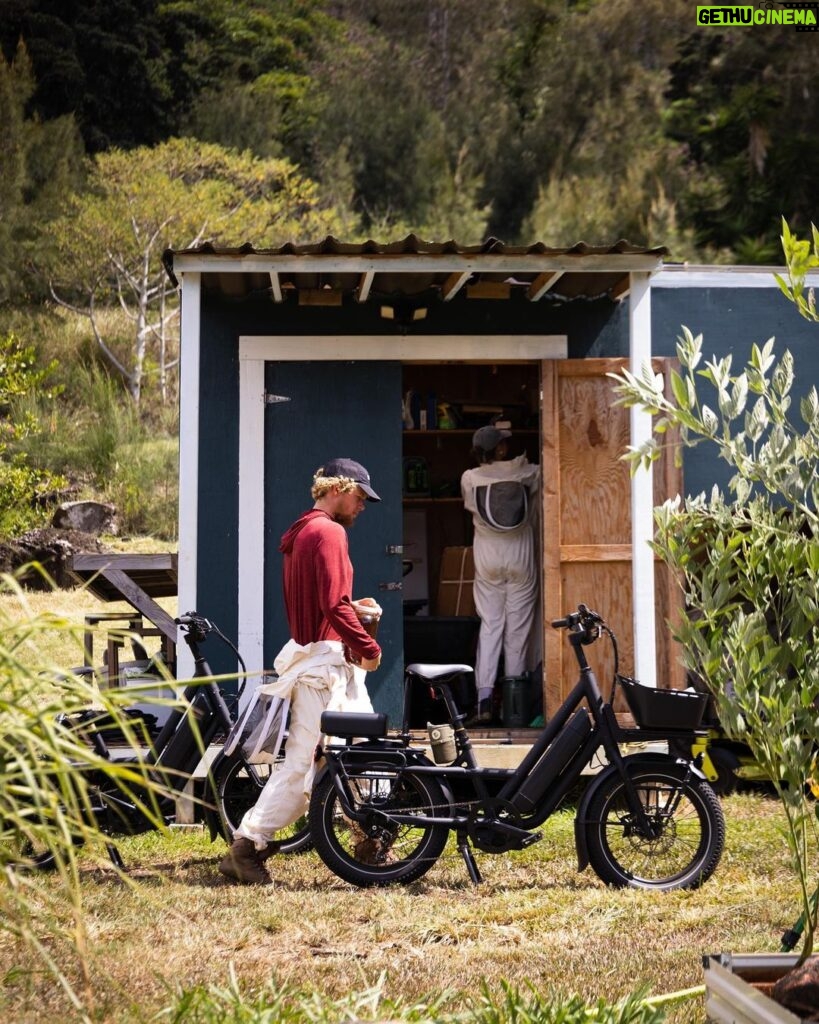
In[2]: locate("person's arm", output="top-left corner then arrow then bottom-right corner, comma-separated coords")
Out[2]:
315,528 -> 381,663
461,469 -> 477,513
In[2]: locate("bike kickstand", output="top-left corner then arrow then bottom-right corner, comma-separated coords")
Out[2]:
106,843 -> 126,871
456,831 -> 482,885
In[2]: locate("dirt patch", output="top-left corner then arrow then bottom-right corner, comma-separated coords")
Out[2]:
0,528 -> 107,589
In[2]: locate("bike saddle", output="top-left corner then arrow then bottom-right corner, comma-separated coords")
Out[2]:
321,710 -> 388,739
405,663 -> 473,681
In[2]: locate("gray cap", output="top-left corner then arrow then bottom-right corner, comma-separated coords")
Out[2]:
472,425 -> 512,452
318,458 -> 380,501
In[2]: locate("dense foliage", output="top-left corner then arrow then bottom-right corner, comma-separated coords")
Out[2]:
0,331 -> 65,536
614,326 -> 819,959
2,0 -> 817,260
1,0 -> 817,538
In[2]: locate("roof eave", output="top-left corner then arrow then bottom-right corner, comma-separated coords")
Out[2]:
167,251 -> 665,280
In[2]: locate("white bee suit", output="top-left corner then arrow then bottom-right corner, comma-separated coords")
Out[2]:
461,454 -> 541,700
234,639 -> 372,848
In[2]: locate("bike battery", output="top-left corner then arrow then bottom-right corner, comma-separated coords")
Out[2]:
510,710 -> 592,813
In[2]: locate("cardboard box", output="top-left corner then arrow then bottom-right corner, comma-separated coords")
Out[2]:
436,546 -> 476,616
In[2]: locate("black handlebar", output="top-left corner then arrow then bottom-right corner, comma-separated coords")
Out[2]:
552,603 -> 620,679
176,611 -> 214,632
550,603 -> 603,631
175,610 -> 248,683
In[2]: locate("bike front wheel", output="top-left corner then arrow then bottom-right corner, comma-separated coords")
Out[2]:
583,763 -> 725,891
309,764 -> 450,887
213,753 -> 312,855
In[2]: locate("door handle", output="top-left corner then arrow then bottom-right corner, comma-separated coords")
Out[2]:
378,581 -> 402,591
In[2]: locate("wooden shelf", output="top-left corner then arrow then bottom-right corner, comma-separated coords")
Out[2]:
403,496 -> 463,503
404,429 -> 538,436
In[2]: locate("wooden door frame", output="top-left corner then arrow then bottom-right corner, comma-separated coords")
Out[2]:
234,335 -> 567,704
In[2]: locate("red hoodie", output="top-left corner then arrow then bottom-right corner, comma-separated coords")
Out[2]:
279,509 -> 381,662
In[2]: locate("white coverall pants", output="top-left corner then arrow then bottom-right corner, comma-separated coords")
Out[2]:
235,639 -> 371,848
473,562 -> 538,699
461,455 -> 540,701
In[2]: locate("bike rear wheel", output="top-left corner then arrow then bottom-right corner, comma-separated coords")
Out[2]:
214,753 -> 312,854
309,764 -> 450,887
583,764 -> 724,890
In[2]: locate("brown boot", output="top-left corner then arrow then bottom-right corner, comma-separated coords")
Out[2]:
259,839 -> 281,860
218,837 -> 272,885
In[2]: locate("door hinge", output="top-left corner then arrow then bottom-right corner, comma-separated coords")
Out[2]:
264,392 -> 292,405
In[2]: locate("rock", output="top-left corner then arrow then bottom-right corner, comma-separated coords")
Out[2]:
0,528 -> 107,589
772,956 -> 819,1021
51,500 -> 118,536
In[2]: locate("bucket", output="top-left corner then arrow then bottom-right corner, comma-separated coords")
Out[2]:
501,675 -> 529,728
427,722 -> 456,763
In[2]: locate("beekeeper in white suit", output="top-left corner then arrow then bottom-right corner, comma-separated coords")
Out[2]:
461,424 -> 540,724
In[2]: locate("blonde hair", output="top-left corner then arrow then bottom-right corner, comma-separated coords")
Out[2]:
311,473 -> 359,500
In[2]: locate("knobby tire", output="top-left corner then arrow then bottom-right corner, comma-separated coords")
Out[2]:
583,764 -> 725,890
214,752 -> 312,855
309,765 -> 450,887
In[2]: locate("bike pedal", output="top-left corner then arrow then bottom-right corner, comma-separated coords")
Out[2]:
521,831 -> 542,848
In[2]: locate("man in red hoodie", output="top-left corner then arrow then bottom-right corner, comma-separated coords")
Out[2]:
218,458 -> 382,885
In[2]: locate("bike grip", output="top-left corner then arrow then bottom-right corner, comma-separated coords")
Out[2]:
551,617 -> 570,629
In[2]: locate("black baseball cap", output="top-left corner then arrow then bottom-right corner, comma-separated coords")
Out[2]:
472,425 -> 512,452
318,458 -> 381,502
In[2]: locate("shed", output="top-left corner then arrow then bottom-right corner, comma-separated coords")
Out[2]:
163,236 -> 751,725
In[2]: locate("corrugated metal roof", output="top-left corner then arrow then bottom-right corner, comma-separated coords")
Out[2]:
164,234 -> 667,304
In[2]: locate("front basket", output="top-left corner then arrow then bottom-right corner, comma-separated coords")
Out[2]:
618,675 -> 709,730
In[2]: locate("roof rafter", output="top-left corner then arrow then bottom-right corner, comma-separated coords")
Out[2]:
441,271 -> 471,301
527,271 -> 565,301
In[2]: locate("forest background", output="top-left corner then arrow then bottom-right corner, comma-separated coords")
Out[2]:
1,0 -> 818,544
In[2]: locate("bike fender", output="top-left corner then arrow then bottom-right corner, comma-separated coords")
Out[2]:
321,747 -> 453,820
573,753 -> 706,873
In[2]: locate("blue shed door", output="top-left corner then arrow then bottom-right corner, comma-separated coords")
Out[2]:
262,360 -> 405,721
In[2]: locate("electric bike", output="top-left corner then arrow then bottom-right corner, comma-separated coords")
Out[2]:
24,612 -> 310,869
308,604 -> 726,890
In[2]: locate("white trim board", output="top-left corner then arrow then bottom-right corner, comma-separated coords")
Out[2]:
628,273 -> 656,686
239,335 -> 568,362
236,334 -> 566,703
172,253 -> 663,276
655,266 -> 819,289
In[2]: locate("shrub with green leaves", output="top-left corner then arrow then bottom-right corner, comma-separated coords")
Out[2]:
612,323 -> 819,959
777,218 -> 819,323
0,331 -> 66,535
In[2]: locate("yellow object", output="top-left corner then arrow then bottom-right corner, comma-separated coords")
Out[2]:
437,402 -> 456,429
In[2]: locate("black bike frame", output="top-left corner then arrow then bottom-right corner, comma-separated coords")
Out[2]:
324,616 -> 701,844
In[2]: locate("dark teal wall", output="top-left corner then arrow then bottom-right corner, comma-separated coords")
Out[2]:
652,286 -> 818,497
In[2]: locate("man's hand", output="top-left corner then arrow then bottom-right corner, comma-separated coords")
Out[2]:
352,597 -> 382,620
359,653 -> 382,672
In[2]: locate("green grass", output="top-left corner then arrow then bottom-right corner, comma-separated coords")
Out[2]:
0,560 -> 175,673
0,792 -> 804,1023
0,578 -> 809,1023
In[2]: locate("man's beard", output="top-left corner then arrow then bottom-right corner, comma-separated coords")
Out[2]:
333,512 -> 355,528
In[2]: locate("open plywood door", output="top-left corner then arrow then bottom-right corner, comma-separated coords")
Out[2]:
540,358 -> 684,717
